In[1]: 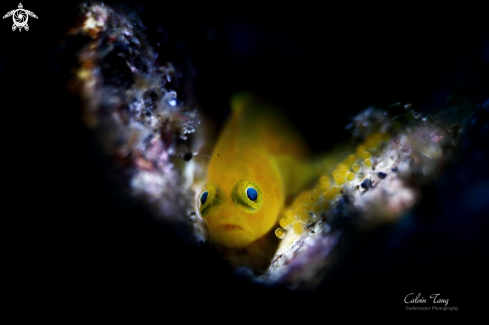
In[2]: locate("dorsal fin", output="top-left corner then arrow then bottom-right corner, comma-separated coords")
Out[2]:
230,92 -> 256,115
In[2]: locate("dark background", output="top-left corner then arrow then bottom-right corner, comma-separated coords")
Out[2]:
1,0 -> 488,316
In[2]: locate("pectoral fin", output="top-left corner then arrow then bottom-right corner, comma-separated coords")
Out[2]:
274,155 -> 317,197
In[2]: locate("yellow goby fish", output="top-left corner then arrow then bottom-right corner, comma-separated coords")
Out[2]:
197,93 -> 318,248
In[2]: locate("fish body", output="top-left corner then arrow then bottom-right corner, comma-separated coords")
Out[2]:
198,93 -> 317,248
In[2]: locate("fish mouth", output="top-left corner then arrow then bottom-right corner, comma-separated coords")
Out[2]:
215,224 -> 245,232
208,222 -> 256,248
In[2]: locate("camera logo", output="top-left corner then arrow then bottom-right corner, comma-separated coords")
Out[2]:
3,3 -> 38,32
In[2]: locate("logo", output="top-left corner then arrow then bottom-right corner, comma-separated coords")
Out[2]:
3,3 -> 37,32
404,293 -> 459,311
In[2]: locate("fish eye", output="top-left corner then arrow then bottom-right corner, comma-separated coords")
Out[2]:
198,186 -> 219,216
200,191 -> 208,205
231,180 -> 263,213
246,187 -> 258,201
